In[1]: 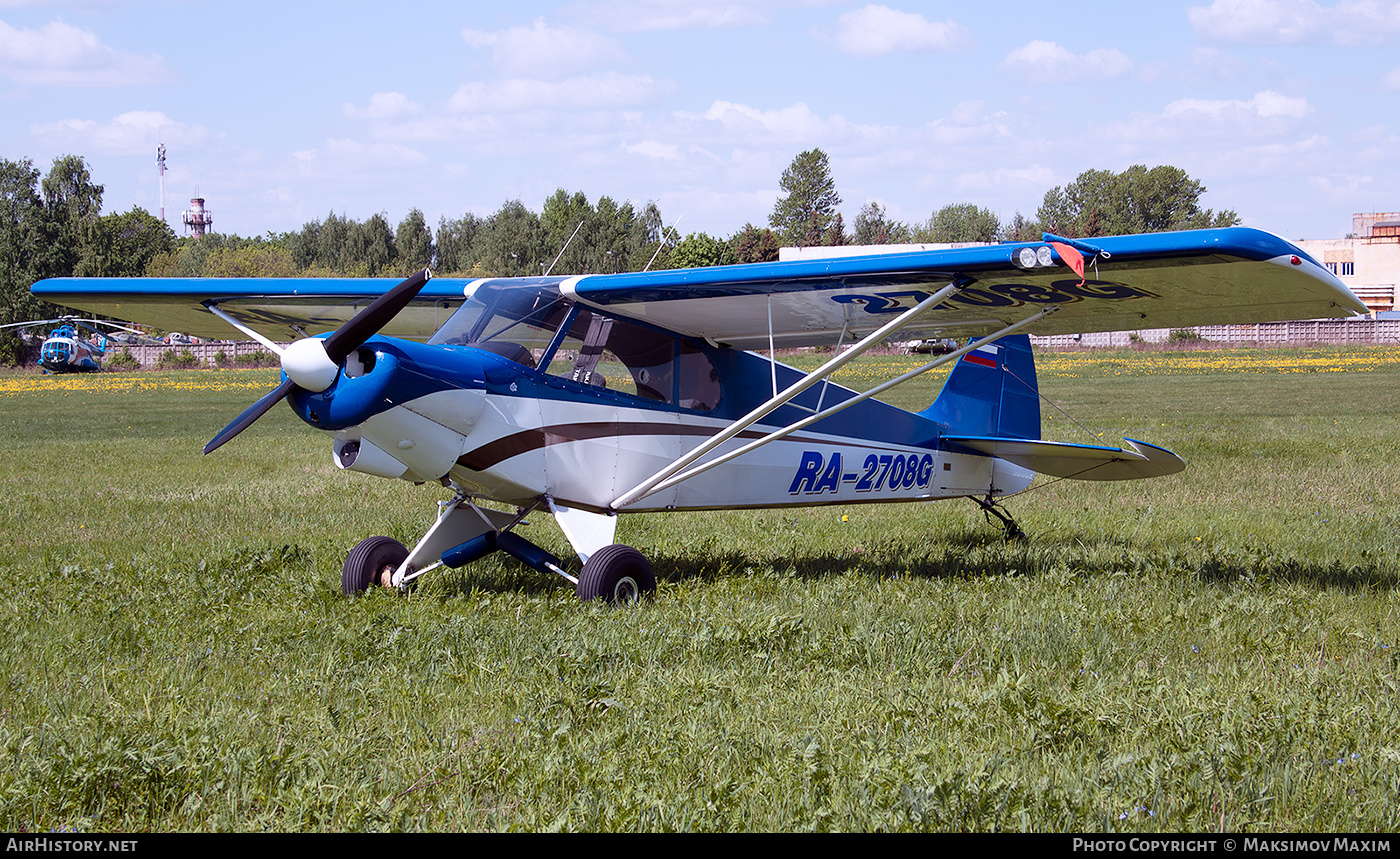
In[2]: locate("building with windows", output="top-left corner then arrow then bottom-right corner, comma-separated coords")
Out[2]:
1296,212 -> 1400,314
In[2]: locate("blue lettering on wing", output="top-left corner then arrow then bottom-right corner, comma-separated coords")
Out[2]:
831,282 -> 1158,315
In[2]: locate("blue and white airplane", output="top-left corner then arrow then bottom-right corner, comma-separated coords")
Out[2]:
33,228 -> 1365,602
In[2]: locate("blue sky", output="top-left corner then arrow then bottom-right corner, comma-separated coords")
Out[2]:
2,0 -> 1397,243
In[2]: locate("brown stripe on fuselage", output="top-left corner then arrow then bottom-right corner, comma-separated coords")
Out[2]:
455,421 -> 907,472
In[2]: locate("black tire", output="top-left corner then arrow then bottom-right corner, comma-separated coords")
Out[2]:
342,536 -> 408,595
577,544 -> 655,604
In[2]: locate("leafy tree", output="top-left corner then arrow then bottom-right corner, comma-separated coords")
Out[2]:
435,213 -> 484,274
286,218 -> 321,269
145,232 -> 288,277
728,223 -> 780,264
540,190 -> 654,274
477,199 -> 546,277
591,195 -> 644,273
349,213 -> 397,275
663,232 -> 733,269
851,202 -> 911,245
1036,165 -> 1241,237
628,201 -> 666,271
199,245 -> 299,277
316,212 -> 353,272
999,211 -> 1041,243
41,155 -> 103,276
394,208 -> 433,273
769,149 -> 843,247
77,207 -> 176,277
913,203 -> 1001,243
0,158 -> 55,328
540,189 -> 594,274
825,212 -> 848,247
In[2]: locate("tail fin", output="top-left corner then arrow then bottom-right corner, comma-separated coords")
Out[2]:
920,334 -> 1040,439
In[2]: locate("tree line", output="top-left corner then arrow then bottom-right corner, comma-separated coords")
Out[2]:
2,149 -> 1239,340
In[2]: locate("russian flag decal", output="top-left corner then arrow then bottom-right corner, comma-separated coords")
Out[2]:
963,343 -> 1000,368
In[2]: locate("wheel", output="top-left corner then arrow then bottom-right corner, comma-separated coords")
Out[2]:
342,536 -> 408,595
577,544 -> 655,604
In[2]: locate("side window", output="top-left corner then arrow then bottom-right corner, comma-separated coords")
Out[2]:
546,310 -> 721,411
677,342 -> 721,411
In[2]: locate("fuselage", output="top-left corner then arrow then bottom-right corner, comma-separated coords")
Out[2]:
288,327 -> 1033,514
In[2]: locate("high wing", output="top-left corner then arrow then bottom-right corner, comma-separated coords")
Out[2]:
29,276 -> 489,341
32,228 -> 1363,346
563,227 -> 1364,349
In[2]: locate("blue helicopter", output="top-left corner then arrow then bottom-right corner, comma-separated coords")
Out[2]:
0,316 -> 149,373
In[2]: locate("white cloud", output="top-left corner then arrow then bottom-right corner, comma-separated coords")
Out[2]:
342,92 -> 424,121
292,139 -> 428,182
1385,65 -> 1400,89
623,139 -> 683,160
0,19 -> 168,86
461,18 -> 627,80
675,100 -> 897,147
29,110 -> 209,155
1001,40 -> 1132,83
571,0 -> 770,31
1188,0 -> 1400,46
447,72 -> 667,114
824,5 -> 972,57
1164,89 -> 1313,120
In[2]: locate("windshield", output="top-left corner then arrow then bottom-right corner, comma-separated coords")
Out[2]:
428,284 -> 573,366
429,283 -> 721,411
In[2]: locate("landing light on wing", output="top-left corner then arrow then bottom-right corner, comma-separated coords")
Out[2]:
1012,244 -> 1058,269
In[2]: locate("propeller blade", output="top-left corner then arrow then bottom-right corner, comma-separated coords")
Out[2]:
205,269 -> 429,454
322,268 -> 431,364
204,377 -> 296,455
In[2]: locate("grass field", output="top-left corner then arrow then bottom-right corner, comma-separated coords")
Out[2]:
1,346 -> 1398,832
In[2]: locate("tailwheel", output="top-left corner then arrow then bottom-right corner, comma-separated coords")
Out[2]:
343,536 -> 408,595
577,544 -> 655,604
972,496 -> 1028,542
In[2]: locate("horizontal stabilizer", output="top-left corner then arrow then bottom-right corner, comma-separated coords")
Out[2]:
943,436 -> 1185,481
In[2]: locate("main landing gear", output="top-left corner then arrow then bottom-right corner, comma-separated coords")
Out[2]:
342,536 -> 409,594
577,544 -> 656,603
341,494 -> 655,605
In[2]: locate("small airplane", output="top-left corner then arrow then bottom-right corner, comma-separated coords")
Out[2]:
32,227 -> 1365,602
0,316 -> 149,373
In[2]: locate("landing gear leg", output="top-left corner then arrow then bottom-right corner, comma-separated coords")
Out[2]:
972,496 -> 1027,541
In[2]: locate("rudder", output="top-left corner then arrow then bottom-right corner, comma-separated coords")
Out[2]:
919,334 -> 1040,440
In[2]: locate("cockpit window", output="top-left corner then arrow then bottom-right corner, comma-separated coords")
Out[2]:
430,285 -> 721,411
545,308 -> 722,411
429,285 -> 571,359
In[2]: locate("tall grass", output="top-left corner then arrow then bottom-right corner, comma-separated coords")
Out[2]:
0,350 -> 1398,831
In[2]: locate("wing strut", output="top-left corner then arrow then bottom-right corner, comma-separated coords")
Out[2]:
610,282 -> 967,509
611,303 -> 1061,509
205,303 -> 288,356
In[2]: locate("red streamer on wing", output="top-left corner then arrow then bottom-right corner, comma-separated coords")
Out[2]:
1049,241 -> 1087,285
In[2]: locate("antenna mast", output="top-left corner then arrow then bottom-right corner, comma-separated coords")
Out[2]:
156,144 -> 167,223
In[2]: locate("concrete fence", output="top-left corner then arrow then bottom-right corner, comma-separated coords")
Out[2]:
113,340 -> 282,369
1029,318 -> 1400,349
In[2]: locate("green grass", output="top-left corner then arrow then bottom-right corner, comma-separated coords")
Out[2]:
1,350 -> 1398,832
